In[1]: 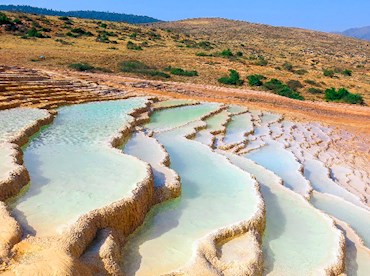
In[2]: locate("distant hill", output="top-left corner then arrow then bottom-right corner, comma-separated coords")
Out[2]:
338,26 -> 370,41
0,4 -> 161,24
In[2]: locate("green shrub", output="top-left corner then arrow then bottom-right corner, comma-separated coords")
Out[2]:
264,79 -> 284,91
325,88 -> 364,104
304,79 -> 321,86
129,32 -> 137,38
220,49 -> 234,57
255,56 -> 268,66
26,27 -> 48,38
0,12 -> 12,24
342,69 -> 352,76
308,88 -> 323,94
100,23 -> 107,28
236,51 -> 243,57
218,70 -> 244,86
247,74 -> 266,86
323,69 -> 335,78
127,41 -> 143,50
196,52 -> 213,57
120,61 -> 170,78
58,16 -> 70,21
167,67 -> 198,77
69,63 -> 95,71
286,80 -> 303,91
283,62 -> 293,71
276,86 -> 304,100
294,69 -> 308,75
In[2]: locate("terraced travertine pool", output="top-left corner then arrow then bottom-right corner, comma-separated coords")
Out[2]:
9,98 -> 151,236
1,98 -> 369,276
122,106 -> 261,275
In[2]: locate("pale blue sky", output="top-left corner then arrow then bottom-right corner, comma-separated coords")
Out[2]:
1,0 -> 369,32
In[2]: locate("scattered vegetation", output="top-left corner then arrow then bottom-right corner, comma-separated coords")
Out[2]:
127,41 -> 143,50
323,69 -> 335,78
341,69 -> 352,76
165,67 -> 198,77
286,80 -> 303,91
325,88 -> 364,104
120,61 -> 170,78
264,79 -> 304,100
247,74 -> 266,86
304,79 -> 321,86
307,88 -> 323,94
69,63 -> 95,71
255,55 -> 268,66
218,70 -> 244,86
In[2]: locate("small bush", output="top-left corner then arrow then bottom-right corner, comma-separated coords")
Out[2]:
276,86 -> 304,100
196,52 -> 213,57
247,74 -> 266,86
264,79 -> 284,91
220,49 -> 234,57
127,41 -> 143,50
26,27 -> 48,38
304,79 -> 321,86
255,56 -> 268,66
100,23 -> 107,28
308,88 -> 323,94
325,88 -> 364,104
0,12 -> 12,25
129,32 -> 137,38
283,62 -> 294,72
58,16 -> 70,21
323,69 -> 335,78
342,69 -> 352,76
294,69 -> 308,75
69,63 -> 95,72
218,70 -> 244,86
120,61 -> 170,78
166,67 -> 198,77
286,80 -> 303,91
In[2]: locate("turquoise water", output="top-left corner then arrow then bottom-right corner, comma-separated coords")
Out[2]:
304,159 -> 365,208
246,141 -> 311,197
222,113 -> 253,145
152,99 -> 198,109
146,103 -> 220,132
311,192 -> 370,248
124,132 -> 176,188
222,152 -> 341,276
0,108 -> 49,143
10,99 -> 150,237
121,116 -> 260,275
204,110 -> 229,133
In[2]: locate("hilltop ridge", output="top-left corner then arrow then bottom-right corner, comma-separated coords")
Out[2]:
0,4 -> 161,24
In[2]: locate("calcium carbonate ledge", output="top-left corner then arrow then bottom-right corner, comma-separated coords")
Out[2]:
2,100 -> 157,275
164,121 -> 266,276
221,152 -> 345,276
0,109 -> 54,263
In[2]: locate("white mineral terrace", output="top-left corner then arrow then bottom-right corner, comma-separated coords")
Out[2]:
0,98 -> 369,276
9,98 -> 152,237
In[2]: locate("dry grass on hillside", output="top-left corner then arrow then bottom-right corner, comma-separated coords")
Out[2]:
0,12 -> 369,104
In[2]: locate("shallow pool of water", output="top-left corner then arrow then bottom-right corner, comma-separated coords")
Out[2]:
223,152 -> 342,276
246,141 -> 311,197
122,120 -> 260,275
311,192 -> 370,248
146,103 -> 220,132
10,99 -> 150,236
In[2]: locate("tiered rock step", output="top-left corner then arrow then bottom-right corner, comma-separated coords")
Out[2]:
0,66 -> 130,110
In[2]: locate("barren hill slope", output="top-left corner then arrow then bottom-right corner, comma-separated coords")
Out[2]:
1,13 -> 369,104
